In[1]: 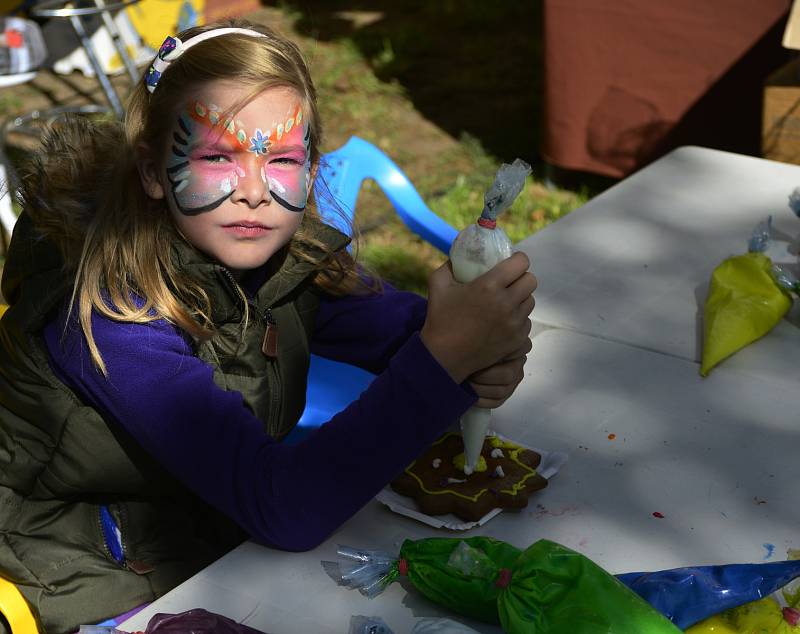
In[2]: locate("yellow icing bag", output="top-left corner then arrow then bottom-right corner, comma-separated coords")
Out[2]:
685,595 -> 800,633
700,252 -> 792,376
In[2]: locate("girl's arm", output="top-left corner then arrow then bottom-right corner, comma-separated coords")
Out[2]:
311,282 -> 428,374
43,306 -> 475,552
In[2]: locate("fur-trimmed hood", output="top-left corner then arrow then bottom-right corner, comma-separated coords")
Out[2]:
1,115 -> 125,308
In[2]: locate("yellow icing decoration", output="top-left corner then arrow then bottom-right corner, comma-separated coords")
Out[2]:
405,433 -> 539,503
452,453 -> 487,472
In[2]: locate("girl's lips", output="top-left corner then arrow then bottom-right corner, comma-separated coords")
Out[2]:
224,221 -> 269,228
223,223 -> 271,236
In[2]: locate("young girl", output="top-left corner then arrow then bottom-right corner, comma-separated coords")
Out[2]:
0,20 -> 537,634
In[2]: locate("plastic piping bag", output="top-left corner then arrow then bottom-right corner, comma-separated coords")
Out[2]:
448,159 -> 531,473
617,560 -> 800,629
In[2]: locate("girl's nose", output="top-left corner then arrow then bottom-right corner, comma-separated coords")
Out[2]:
231,157 -> 271,208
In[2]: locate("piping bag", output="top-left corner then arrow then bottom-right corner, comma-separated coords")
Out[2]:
449,159 -> 532,474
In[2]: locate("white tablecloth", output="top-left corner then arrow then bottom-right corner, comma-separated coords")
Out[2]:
123,147 -> 800,633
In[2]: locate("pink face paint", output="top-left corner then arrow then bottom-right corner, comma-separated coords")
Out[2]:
165,101 -> 310,215
258,105 -> 311,212
166,104 -> 247,215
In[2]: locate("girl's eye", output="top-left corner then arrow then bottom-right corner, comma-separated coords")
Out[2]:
199,154 -> 229,163
271,157 -> 303,166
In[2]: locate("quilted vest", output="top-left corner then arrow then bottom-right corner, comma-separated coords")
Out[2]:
0,212 -> 349,634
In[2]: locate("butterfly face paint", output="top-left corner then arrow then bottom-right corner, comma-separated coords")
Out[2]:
257,106 -> 311,212
164,100 -> 311,216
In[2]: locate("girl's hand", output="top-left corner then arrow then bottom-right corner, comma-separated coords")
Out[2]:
421,252 -> 537,384
468,339 -> 532,408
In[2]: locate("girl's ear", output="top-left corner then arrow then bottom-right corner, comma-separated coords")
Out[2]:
136,144 -> 166,200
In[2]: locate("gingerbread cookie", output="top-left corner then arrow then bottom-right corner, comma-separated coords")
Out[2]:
390,432 -> 548,521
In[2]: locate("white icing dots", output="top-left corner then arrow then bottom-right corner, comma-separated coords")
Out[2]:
432,458 -> 442,469
494,465 -> 505,478
447,477 -> 466,484
490,448 -> 505,459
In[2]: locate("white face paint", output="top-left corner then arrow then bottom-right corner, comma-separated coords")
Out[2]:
160,82 -> 311,275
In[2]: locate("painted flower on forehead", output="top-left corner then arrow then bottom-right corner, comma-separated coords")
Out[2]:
249,128 -> 270,155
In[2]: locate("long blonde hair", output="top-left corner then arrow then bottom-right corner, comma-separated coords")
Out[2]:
22,20 -> 373,374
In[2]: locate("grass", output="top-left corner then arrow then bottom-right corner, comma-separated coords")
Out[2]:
0,1 -> 605,298
269,1 -> 599,294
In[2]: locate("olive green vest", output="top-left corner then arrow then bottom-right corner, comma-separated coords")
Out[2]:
0,212 -> 349,634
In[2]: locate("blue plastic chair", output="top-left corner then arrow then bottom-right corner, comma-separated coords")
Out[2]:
284,136 -> 458,444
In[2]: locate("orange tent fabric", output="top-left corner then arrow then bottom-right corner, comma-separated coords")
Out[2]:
541,0 -> 792,178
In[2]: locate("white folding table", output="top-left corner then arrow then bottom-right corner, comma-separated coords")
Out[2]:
122,147 -> 800,633
515,146 -> 800,386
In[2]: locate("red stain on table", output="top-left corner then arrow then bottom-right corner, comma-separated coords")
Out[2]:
652,512 -> 665,519
607,433 -> 616,440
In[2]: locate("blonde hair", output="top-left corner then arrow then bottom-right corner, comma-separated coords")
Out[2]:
21,20 -> 374,374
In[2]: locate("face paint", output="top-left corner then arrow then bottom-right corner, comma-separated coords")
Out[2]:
255,105 -> 311,213
164,100 -> 311,216
165,103 -> 246,215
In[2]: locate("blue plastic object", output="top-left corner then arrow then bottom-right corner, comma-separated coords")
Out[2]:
284,137 -> 457,444
617,560 -> 800,629
313,136 -> 458,254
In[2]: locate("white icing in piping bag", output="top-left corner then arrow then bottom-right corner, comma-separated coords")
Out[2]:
449,158 -> 531,474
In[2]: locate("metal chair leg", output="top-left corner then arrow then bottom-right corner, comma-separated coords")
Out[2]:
94,0 -> 141,84
68,12 -> 125,118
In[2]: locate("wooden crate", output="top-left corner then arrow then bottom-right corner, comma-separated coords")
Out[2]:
762,56 -> 800,164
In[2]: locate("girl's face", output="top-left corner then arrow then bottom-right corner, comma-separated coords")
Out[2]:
154,82 -> 312,275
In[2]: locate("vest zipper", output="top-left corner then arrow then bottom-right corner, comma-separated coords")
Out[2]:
217,267 -> 283,430
256,304 -> 282,429
99,505 -> 155,575
261,307 -> 278,357
99,504 -> 125,567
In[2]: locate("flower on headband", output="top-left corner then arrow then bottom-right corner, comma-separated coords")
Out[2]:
146,35 -> 184,93
157,35 -> 180,60
145,67 -> 161,91
146,29 -> 266,94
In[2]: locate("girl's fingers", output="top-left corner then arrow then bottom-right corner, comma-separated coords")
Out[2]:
515,295 -> 535,320
504,337 -> 533,360
479,252 -> 531,287
470,357 -> 526,385
475,396 -> 511,409
507,271 -> 538,305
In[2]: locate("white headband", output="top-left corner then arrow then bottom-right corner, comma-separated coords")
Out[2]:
145,28 -> 267,94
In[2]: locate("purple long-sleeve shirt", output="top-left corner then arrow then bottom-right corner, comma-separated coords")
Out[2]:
43,285 -> 476,551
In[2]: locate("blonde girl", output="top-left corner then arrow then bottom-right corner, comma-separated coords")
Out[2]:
0,20 -> 536,633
